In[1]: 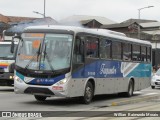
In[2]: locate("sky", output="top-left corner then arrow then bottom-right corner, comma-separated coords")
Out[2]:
0,0 -> 160,23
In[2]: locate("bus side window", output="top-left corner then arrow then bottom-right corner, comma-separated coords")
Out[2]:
132,44 -> 141,61
100,39 -> 111,59
73,36 -> 84,63
123,43 -> 131,61
141,46 -> 147,62
86,36 -> 99,58
147,47 -> 151,62
112,41 -> 122,60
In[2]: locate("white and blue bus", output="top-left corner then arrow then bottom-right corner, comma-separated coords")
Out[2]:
14,25 -> 152,104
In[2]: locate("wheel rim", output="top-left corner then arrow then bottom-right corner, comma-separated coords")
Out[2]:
85,86 -> 92,101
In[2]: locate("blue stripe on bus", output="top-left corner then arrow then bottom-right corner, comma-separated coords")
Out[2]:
16,71 -> 65,85
16,71 -> 24,80
27,75 -> 65,85
72,60 -> 151,78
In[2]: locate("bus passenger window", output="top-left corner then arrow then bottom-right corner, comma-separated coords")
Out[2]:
147,47 -> 151,62
112,41 -> 122,60
123,43 -> 131,61
141,46 -> 147,62
86,37 -> 99,58
100,39 -> 111,59
132,45 -> 141,61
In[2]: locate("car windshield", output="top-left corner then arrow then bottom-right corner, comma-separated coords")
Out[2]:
0,43 -> 17,59
16,33 -> 73,71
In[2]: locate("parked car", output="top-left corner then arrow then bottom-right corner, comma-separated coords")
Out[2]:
151,68 -> 160,89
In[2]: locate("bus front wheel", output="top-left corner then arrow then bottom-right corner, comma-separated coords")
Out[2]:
81,81 -> 94,104
34,95 -> 47,101
151,86 -> 155,89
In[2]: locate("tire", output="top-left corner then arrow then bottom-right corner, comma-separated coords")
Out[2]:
34,95 -> 47,101
151,86 -> 155,89
81,81 -> 94,104
124,80 -> 134,97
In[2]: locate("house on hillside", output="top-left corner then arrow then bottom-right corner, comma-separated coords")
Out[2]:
0,13 -> 38,39
5,17 -> 57,36
101,19 -> 157,40
0,13 -> 57,39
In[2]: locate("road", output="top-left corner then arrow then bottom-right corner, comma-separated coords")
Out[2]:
0,86 -> 160,120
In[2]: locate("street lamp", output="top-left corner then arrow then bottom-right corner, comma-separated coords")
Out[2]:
33,11 -> 45,18
33,0 -> 46,18
44,0 -> 46,18
138,6 -> 154,39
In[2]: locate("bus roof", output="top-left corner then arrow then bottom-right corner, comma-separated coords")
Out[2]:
24,25 -> 151,46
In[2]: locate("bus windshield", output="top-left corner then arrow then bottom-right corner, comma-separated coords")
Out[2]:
16,33 -> 73,71
0,44 -> 17,59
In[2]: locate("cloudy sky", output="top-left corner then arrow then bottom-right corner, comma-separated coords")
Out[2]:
0,0 -> 160,22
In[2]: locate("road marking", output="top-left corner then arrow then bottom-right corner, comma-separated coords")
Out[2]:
111,94 -> 160,106
0,91 -> 14,94
142,92 -> 159,96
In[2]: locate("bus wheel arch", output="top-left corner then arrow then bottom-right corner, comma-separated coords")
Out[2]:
81,79 -> 95,104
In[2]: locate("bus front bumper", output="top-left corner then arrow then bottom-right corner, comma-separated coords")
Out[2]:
14,79 -> 68,97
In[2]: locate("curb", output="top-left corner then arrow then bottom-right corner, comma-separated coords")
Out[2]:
111,94 -> 160,106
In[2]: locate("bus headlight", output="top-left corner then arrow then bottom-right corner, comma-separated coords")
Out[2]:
14,76 -> 24,83
55,78 -> 67,85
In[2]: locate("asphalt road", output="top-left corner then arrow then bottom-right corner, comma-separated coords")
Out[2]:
0,86 -> 160,111
0,86 -> 160,120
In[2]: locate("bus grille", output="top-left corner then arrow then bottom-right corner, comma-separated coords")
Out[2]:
24,87 -> 54,95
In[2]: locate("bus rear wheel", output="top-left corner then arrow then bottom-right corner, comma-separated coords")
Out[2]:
125,80 -> 134,97
81,81 -> 94,104
34,95 -> 47,101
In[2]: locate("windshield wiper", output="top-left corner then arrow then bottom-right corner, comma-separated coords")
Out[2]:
25,43 -> 41,70
43,43 -> 54,72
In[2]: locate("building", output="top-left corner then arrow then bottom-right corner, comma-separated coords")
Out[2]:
0,13 -> 57,40
59,15 -> 116,28
5,17 -> 57,36
0,13 -> 38,39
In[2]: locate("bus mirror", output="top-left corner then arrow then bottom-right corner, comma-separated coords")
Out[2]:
10,40 -> 15,53
10,35 -> 21,53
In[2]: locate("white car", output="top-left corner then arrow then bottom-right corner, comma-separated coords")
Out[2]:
151,68 -> 160,89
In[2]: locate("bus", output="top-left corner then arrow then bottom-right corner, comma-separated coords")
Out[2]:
14,25 -> 152,104
0,40 -> 18,86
